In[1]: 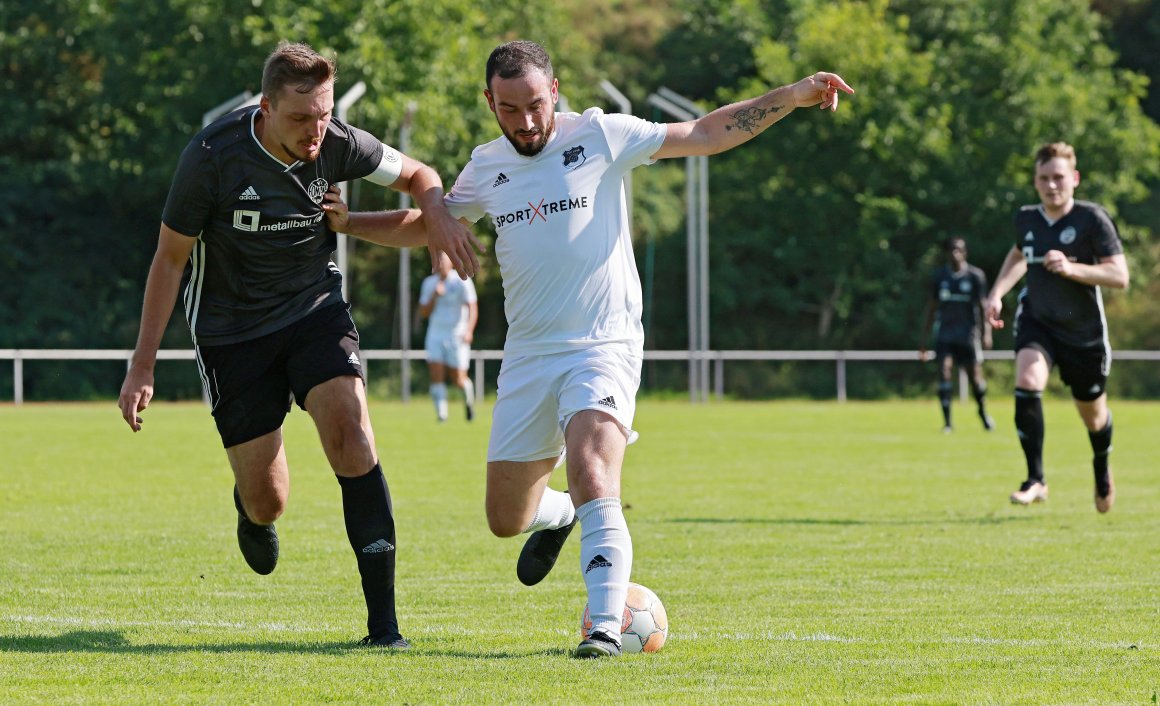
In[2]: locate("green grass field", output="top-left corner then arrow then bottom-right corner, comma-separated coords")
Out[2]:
1,399 -> 1157,704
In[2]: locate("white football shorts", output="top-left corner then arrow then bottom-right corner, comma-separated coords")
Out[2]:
425,330 -> 470,370
487,342 -> 642,463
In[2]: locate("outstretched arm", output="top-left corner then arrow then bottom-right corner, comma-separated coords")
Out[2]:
390,155 -> 485,279
652,72 -> 854,160
322,185 -> 428,247
984,247 -> 1028,330
919,297 -> 936,360
118,225 -> 196,431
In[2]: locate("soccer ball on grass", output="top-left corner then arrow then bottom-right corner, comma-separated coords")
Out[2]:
580,581 -> 668,653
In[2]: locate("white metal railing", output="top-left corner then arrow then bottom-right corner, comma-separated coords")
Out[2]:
4,348 -> 1160,406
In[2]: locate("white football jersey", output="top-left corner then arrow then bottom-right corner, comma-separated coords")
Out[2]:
445,108 -> 667,356
419,273 -> 477,335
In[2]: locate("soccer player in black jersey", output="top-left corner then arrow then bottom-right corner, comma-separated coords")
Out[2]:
984,142 -> 1128,513
920,237 -> 993,433
117,42 -> 482,648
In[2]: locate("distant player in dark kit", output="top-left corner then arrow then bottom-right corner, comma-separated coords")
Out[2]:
920,237 -> 993,433
984,142 -> 1128,512
117,42 -> 481,648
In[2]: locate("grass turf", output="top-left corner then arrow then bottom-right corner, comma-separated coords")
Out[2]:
1,399 -> 1157,704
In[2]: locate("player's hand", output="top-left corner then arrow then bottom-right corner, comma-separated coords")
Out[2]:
792,72 -> 855,111
118,364 -> 155,432
984,295 -> 1005,330
321,185 -> 351,232
462,331 -> 474,345
1042,250 -> 1074,279
426,209 -> 485,280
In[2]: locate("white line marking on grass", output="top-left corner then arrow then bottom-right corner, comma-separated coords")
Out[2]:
679,630 -> 1141,650
5,615 -> 304,632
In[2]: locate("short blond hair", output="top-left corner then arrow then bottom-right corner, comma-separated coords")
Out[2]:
1035,142 -> 1076,170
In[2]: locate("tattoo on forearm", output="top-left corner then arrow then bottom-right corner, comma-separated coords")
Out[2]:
726,103 -> 784,134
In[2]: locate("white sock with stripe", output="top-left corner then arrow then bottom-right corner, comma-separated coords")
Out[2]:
577,496 -> 632,641
430,383 -> 448,421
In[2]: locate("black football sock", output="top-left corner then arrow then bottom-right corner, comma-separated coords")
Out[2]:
1089,413 -> 1113,490
1014,388 -> 1044,484
938,381 -> 953,427
972,380 -> 989,418
337,464 -> 399,639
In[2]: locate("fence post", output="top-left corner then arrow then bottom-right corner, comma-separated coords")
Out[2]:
474,354 -> 484,403
836,352 -> 847,402
714,354 -> 724,400
14,353 -> 23,406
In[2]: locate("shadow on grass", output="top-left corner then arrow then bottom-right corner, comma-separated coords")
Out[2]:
0,630 -> 560,659
668,515 -> 1040,526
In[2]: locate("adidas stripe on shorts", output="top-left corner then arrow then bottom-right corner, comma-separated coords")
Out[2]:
487,342 -> 641,463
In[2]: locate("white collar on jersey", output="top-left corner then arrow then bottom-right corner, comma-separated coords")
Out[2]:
250,109 -> 303,173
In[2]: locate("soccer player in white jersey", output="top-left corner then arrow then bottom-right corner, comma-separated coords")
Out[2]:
985,142 -> 1127,512
333,40 -> 852,657
419,250 -> 479,422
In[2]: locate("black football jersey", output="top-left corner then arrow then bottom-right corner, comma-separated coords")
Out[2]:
162,107 -> 389,345
931,264 -> 986,344
1012,200 -> 1122,347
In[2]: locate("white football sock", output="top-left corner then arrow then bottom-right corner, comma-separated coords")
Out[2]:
430,383 -> 448,421
462,378 -> 475,409
523,487 -> 575,533
577,497 -> 632,641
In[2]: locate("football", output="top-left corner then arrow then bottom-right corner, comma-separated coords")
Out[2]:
580,582 -> 668,653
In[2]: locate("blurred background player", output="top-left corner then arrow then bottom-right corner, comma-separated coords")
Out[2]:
418,250 -> 478,422
920,236 -> 993,433
984,142 -> 1128,512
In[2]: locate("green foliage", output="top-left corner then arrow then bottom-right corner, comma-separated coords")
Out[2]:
2,0 -> 1158,401
693,0 -> 1159,355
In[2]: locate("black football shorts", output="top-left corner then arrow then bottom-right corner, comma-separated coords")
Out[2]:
934,339 -> 982,368
1014,313 -> 1110,402
195,303 -> 366,448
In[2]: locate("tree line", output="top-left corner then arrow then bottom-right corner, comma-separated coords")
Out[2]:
3,0 -> 1158,400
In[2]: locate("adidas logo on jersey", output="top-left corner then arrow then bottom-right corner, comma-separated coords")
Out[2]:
1024,231 -> 1034,241
240,185 -> 260,201
361,539 -> 395,554
347,352 -> 360,366
596,396 -> 617,410
585,554 -> 612,574
492,173 -> 510,188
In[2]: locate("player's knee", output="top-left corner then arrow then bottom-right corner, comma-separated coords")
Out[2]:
485,498 -> 528,537
322,421 -> 375,470
485,505 -> 527,538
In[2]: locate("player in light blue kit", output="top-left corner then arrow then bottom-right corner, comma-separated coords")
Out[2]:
419,250 -> 479,422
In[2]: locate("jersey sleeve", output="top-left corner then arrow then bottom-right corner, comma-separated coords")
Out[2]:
596,110 -> 669,171
1090,207 -> 1124,258
973,268 -> 989,303
444,161 -> 486,223
464,276 -> 478,304
418,276 -> 437,306
331,120 -> 388,182
161,137 -> 218,237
